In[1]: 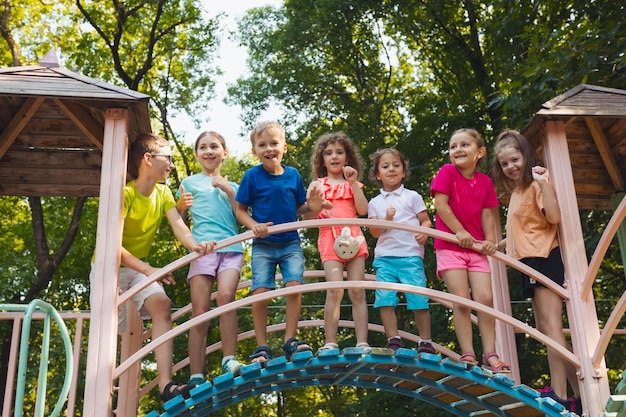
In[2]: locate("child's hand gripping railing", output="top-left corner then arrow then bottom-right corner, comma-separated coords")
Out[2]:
114,218 -> 580,386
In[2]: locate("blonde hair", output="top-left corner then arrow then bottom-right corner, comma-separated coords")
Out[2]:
250,121 -> 285,146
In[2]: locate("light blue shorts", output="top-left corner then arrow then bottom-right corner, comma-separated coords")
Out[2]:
373,256 -> 429,310
251,240 -> 304,292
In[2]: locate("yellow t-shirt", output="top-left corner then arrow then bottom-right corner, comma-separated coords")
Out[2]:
121,181 -> 176,260
505,181 -> 558,260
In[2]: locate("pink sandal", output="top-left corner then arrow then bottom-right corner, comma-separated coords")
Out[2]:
482,352 -> 511,373
458,352 -> 478,366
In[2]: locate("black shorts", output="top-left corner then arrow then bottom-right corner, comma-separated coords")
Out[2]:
519,246 -> 565,299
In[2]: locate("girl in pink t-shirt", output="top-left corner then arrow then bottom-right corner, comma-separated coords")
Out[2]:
431,128 -> 510,373
303,132 -> 369,351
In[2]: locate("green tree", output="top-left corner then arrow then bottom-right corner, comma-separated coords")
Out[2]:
0,1 -> 90,406
61,0 -> 222,178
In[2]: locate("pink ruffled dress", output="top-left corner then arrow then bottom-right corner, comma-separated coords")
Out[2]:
316,177 -> 368,263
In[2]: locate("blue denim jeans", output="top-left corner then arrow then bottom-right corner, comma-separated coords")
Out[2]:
251,240 -> 304,292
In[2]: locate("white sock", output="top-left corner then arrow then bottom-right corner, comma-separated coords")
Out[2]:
420,338 -> 432,344
222,355 -> 235,365
388,336 -> 401,342
190,373 -> 203,380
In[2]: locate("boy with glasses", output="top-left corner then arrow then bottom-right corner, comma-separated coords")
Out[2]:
90,133 -> 214,403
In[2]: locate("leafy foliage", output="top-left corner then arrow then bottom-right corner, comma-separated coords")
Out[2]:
1,0 -> 626,415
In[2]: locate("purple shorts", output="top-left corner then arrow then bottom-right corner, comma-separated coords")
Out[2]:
187,252 -> 243,281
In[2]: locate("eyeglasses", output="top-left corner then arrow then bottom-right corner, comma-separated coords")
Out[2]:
151,154 -> 173,163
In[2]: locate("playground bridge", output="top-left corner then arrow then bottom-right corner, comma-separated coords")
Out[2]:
3,213 -> 626,416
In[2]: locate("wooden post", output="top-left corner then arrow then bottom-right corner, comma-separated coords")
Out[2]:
611,193 -> 626,280
83,109 -> 128,417
117,305 -> 143,417
543,120 -> 610,417
489,207 -> 520,383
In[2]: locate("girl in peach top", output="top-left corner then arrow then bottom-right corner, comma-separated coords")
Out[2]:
303,132 -> 369,351
492,129 -> 580,412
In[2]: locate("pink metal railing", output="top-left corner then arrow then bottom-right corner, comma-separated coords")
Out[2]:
1,213 -> 625,416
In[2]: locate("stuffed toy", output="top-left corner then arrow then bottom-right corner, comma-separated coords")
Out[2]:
333,226 -> 365,260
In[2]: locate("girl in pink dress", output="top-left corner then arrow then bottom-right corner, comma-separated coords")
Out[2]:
303,132 -> 370,351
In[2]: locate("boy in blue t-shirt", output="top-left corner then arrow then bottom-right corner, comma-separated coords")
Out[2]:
236,121 -> 327,363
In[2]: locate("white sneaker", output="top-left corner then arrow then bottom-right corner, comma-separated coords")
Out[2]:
221,358 -> 243,376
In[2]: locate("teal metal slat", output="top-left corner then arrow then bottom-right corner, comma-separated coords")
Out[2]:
153,350 -> 580,417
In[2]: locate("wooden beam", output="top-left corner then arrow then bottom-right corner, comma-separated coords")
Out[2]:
0,183 -> 100,197
577,198 -> 613,211
0,97 -> 45,158
54,98 -> 104,151
564,116 -> 577,128
84,108 -> 128,417
0,165 -> 100,185
538,107 -> 626,117
543,120 -> 610,415
585,117 -> 625,192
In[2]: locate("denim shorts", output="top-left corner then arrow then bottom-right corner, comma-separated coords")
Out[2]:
251,240 -> 304,291
373,256 -> 429,310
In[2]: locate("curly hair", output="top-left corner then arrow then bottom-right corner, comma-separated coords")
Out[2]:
309,132 -> 364,181
490,129 -> 540,196
128,132 -> 169,179
368,148 -> 410,186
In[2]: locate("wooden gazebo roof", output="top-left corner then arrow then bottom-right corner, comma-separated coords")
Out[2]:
0,51 -> 151,197
523,84 -> 626,211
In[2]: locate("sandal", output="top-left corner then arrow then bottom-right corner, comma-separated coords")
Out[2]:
482,351 -> 511,373
458,352 -> 478,366
250,345 -> 272,364
386,337 -> 404,351
356,342 -> 371,352
318,341 -> 339,351
159,381 -> 193,403
282,337 -> 312,360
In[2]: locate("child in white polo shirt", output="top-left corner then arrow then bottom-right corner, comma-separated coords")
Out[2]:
367,148 -> 434,354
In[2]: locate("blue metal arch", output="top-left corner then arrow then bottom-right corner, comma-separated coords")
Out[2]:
147,348 -> 578,417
